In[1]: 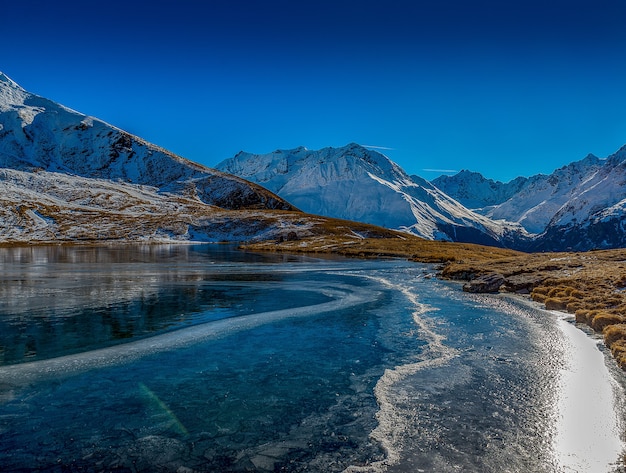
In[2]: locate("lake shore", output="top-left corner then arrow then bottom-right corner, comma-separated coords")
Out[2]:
242,236 -> 626,372
243,235 -> 626,470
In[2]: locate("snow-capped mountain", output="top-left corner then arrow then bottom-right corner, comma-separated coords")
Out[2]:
431,171 -> 529,211
216,143 -> 529,246
4,70 -> 624,251
534,147 -> 626,251
0,72 -> 291,212
433,151 -> 626,251
0,72 -> 336,244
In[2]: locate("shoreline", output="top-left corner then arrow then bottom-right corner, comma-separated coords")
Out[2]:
551,309 -> 625,471
502,293 -> 626,470
440,249 -> 626,372
241,236 -> 626,372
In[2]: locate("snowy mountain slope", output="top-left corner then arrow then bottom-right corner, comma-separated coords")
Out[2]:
486,154 -> 604,234
430,149 -> 626,251
433,154 -> 605,234
0,167 -> 312,244
433,155 -> 603,234
431,171 -> 529,210
0,73 -> 410,245
530,146 -> 626,250
0,72 -> 292,211
216,143 -> 529,246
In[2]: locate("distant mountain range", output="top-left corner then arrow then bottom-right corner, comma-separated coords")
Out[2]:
434,151 -> 626,251
218,144 -> 626,251
1,71 -> 624,251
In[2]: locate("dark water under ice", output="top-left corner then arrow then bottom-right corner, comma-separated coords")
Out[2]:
0,244 -> 624,472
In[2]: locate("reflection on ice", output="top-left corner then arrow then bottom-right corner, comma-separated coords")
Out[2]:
0,282 -> 376,387
0,244 -> 339,365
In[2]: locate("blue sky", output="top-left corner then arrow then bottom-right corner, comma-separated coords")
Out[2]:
4,0 -> 626,182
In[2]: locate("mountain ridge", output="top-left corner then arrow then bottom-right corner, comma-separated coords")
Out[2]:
216,143 -> 529,247
434,150 -> 626,251
2,71 -> 624,251
1,72 -> 402,245
219,141 -> 626,251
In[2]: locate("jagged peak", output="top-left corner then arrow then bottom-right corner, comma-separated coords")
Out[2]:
553,152 -> 603,175
606,144 -> 626,167
433,169 -> 488,184
457,169 -> 486,179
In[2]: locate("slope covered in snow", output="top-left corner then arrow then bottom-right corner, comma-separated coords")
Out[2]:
0,72 -> 291,212
434,154 -> 605,234
216,143 -> 529,246
0,72 -> 415,246
533,147 -> 626,250
0,72 -> 339,244
431,150 -> 626,251
432,171 -> 529,210
485,154 -> 604,234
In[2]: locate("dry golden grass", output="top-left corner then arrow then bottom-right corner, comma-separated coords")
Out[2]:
243,222 -> 520,262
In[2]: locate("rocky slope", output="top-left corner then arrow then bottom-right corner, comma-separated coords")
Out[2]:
0,167 -> 315,244
216,143 -> 529,247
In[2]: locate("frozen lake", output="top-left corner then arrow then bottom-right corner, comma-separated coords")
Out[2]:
0,244 -> 624,472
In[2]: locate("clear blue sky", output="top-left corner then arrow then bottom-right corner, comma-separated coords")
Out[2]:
3,0 -> 626,182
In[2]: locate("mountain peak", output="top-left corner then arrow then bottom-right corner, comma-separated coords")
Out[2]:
606,144 -> 626,167
0,72 -> 22,88
346,142 -> 367,151
456,169 -> 486,179
216,144 -> 521,246
0,73 -> 295,213
0,72 -> 29,110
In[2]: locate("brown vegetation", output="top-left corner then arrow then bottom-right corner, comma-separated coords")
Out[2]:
441,248 -> 626,370
243,226 -> 519,262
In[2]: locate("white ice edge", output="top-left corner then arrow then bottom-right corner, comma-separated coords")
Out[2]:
344,275 -> 459,473
551,310 -> 625,472
345,286 -> 626,473
0,283 -> 378,387
501,295 -> 625,472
